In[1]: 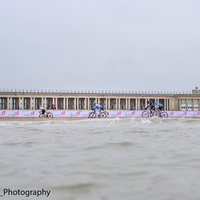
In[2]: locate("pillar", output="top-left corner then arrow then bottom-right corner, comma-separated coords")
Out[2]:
33,97 -> 35,110
56,97 -> 57,110
22,97 -> 24,110
167,99 -> 169,110
64,98 -> 66,110
186,99 -> 188,111
74,98 -> 76,110
128,98 -> 130,110
77,98 -> 79,110
193,99 -> 194,111
145,98 -> 147,109
44,97 -> 46,109
138,99 -> 140,110
66,98 -> 68,110
136,98 -> 138,110
6,97 -> 9,110
126,98 -> 127,110
10,97 -> 12,110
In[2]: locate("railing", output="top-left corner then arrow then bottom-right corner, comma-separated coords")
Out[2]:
0,89 -> 199,95
130,106 -> 136,110
120,106 -> 126,110
79,105 -> 85,110
0,105 -> 7,109
110,105 -> 116,110
68,105 -> 74,110
23,106 -> 30,110
57,105 -> 63,110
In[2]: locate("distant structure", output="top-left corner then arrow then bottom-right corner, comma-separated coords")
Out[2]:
0,87 -> 199,111
192,86 -> 200,94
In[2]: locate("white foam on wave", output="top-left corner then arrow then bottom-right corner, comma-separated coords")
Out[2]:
140,119 -> 152,124
0,122 -> 8,126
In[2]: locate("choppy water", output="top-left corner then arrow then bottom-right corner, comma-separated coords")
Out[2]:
1,118 -> 200,200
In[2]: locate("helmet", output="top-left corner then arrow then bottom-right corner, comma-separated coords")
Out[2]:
93,102 -> 96,105
147,101 -> 150,103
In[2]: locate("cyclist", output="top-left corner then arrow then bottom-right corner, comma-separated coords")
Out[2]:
155,102 -> 163,117
40,105 -> 45,117
145,101 -> 155,116
93,102 -> 104,117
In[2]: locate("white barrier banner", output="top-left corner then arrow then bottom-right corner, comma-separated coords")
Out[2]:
0,110 -> 200,118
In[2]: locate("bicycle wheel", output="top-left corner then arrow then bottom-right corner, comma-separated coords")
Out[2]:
141,111 -> 149,118
89,112 -> 95,118
94,112 -> 97,118
162,111 -> 168,118
39,114 -> 43,118
100,113 -> 105,118
154,111 -> 160,117
48,113 -> 53,118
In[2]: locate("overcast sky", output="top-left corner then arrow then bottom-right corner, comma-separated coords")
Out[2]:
0,0 -> 200,92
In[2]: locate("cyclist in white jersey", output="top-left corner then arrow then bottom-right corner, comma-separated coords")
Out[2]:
40,105 -> 45,117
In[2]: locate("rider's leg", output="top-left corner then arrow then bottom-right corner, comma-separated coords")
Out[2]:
159,107 -> 162,115
99,107 -> 101,117
158,108 -> 162,116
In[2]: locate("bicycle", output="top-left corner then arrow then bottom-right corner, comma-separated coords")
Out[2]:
39,110 -> 53,118
154,110 -> 168,118
141,109 -> 168,118
88,110 -> 97,118
88,110 -> 109,118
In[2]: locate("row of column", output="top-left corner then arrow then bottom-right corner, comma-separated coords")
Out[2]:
5,97 -> 175,111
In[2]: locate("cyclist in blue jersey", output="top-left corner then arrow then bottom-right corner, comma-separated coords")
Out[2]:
145,101 -> 155,116
155,102 -> 163,117
93,102 -> 104,117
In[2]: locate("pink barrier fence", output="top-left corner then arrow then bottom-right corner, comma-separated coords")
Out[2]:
0,110 -> 200,118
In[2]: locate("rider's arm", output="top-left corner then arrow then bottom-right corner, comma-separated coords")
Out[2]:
157,103 -> 163,108
93,105 -> 97,110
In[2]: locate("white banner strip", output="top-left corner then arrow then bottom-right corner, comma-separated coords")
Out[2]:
0,111 -> 200,118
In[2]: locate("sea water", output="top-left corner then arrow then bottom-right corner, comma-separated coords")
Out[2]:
0,118 -> 200,200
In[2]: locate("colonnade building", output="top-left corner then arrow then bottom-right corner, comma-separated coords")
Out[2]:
0,87 -> 200,111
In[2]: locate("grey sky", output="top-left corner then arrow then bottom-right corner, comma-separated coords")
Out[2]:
0,0 -> 200,92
